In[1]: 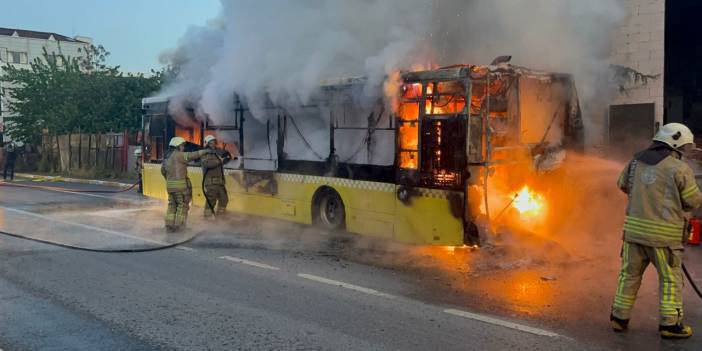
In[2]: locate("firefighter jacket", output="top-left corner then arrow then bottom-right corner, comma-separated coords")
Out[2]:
618,144 -> 702,249
161,149 -> 208,193
201,151 -> 228,186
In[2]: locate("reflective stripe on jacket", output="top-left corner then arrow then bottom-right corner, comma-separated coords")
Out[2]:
618,154 -> 702,248
161,149 -> 208,192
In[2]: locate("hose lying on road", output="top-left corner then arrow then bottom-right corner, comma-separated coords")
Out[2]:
0,228 -> 201,253
0,180 -> 200,252
0,180 -> 139,194
683,263 -> 702,300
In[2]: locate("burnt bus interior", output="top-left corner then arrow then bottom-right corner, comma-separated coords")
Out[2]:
142,98 -> 204,160
396,65 -> 582,196
142,64 -> 583,194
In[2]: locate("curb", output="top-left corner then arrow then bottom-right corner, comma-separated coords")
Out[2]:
15,173 -> 134,189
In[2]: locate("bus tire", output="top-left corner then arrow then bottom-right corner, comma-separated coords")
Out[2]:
313,188 -> 346,231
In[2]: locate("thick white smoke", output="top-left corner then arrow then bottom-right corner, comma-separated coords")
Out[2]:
160,0 -> 624,142
160,0 -> 432,124
430,0 -> 625,145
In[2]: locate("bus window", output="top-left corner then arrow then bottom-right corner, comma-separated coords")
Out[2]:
399,151 -> 418,170
399,101 -> 419,121
398,84 -> 421,170
399,122 -> 418,150
402,83 -> 422,99
425,81 -> 467,115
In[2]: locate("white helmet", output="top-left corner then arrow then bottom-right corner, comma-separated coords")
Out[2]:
204,135 -> 217,144
134,148 -> 142,156
169,137 -> 186,147
653,123 -> 694,149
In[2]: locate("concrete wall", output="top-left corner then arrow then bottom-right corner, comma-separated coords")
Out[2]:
610,0 -> 666,126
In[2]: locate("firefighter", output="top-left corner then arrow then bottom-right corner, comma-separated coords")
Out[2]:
610,123 -> 702,339
201,135 -> 232,218
161,137 -> 211,232
3,142 -> 17,181
134,148 -> 143,194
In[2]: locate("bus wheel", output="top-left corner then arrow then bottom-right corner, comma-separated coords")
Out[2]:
315,189 -> 346,230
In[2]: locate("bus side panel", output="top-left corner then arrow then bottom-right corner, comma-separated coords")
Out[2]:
275,173 -> 313,224
143,165 -> 453,245
394,189 -> 464,245
298,177 -> 396,240
221,170 -> 308,223
187,168 -> 207,208
143,163 -> 167,201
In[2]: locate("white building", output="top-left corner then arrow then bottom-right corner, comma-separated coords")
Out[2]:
0,27 -> 92,143
608,0 -> 700,157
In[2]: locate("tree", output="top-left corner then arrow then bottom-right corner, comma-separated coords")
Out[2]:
0,44 -> 165,143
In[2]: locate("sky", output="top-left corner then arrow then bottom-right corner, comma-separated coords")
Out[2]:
0,0 -> 221,73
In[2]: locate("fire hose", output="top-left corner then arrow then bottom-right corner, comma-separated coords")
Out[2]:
0,179 -> 139,193
0,181 -> 200,252
682,264 -> 702,300
202,168 -> 217,218
0,228 -> 200,253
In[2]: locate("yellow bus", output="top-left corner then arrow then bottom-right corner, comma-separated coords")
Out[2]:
140,63 -> 583,246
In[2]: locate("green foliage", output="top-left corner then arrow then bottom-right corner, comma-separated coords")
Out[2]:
0,44 -> 166,143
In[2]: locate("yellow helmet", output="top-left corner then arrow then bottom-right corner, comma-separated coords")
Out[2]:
204,135 -> 217,144
169,137 -> 186,147
653,123 -> 694,149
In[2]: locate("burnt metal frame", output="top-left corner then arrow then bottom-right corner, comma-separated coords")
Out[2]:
329,102 -> 394,166
397,67 -> 473,189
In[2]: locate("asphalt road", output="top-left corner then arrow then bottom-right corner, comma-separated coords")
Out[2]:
0,179 -> 701,350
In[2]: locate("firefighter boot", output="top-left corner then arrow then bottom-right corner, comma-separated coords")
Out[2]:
659,324 -> 693,339
610,314 -> 629,332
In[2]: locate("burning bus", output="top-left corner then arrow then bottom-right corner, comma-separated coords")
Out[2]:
140,62 -> 583,246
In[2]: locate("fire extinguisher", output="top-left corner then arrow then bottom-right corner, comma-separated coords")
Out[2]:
688,218 -> 701,246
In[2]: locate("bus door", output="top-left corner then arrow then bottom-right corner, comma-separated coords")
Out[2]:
396,77 -> 470,190
395,74 -> 474,244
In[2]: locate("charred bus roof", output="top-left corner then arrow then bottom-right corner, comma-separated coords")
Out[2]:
144,63 -> 576,114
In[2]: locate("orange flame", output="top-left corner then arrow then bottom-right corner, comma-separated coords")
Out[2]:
512,185 -> 545,218
397,81 -> 421,169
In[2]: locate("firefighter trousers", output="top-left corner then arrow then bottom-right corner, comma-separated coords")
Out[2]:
612,241 -> 684,326
204,184 -> 228,217
165,190 -> 191,229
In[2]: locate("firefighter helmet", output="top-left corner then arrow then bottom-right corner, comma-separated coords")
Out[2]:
204,135 -> 217,144
169,137 -> 186,147
653,123 -> 694,149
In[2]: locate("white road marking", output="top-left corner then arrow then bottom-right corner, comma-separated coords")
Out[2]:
444,308 -> 562,338
297,273 -> 396,299
2,183 -> 150,205
219,256 -> 280,271
0,206 -> 168,246
177,246 -> 196,251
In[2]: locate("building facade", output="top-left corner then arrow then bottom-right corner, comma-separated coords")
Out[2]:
0,28 -> 91,142
608,0 -> 665,157
609,0 -> 702,156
